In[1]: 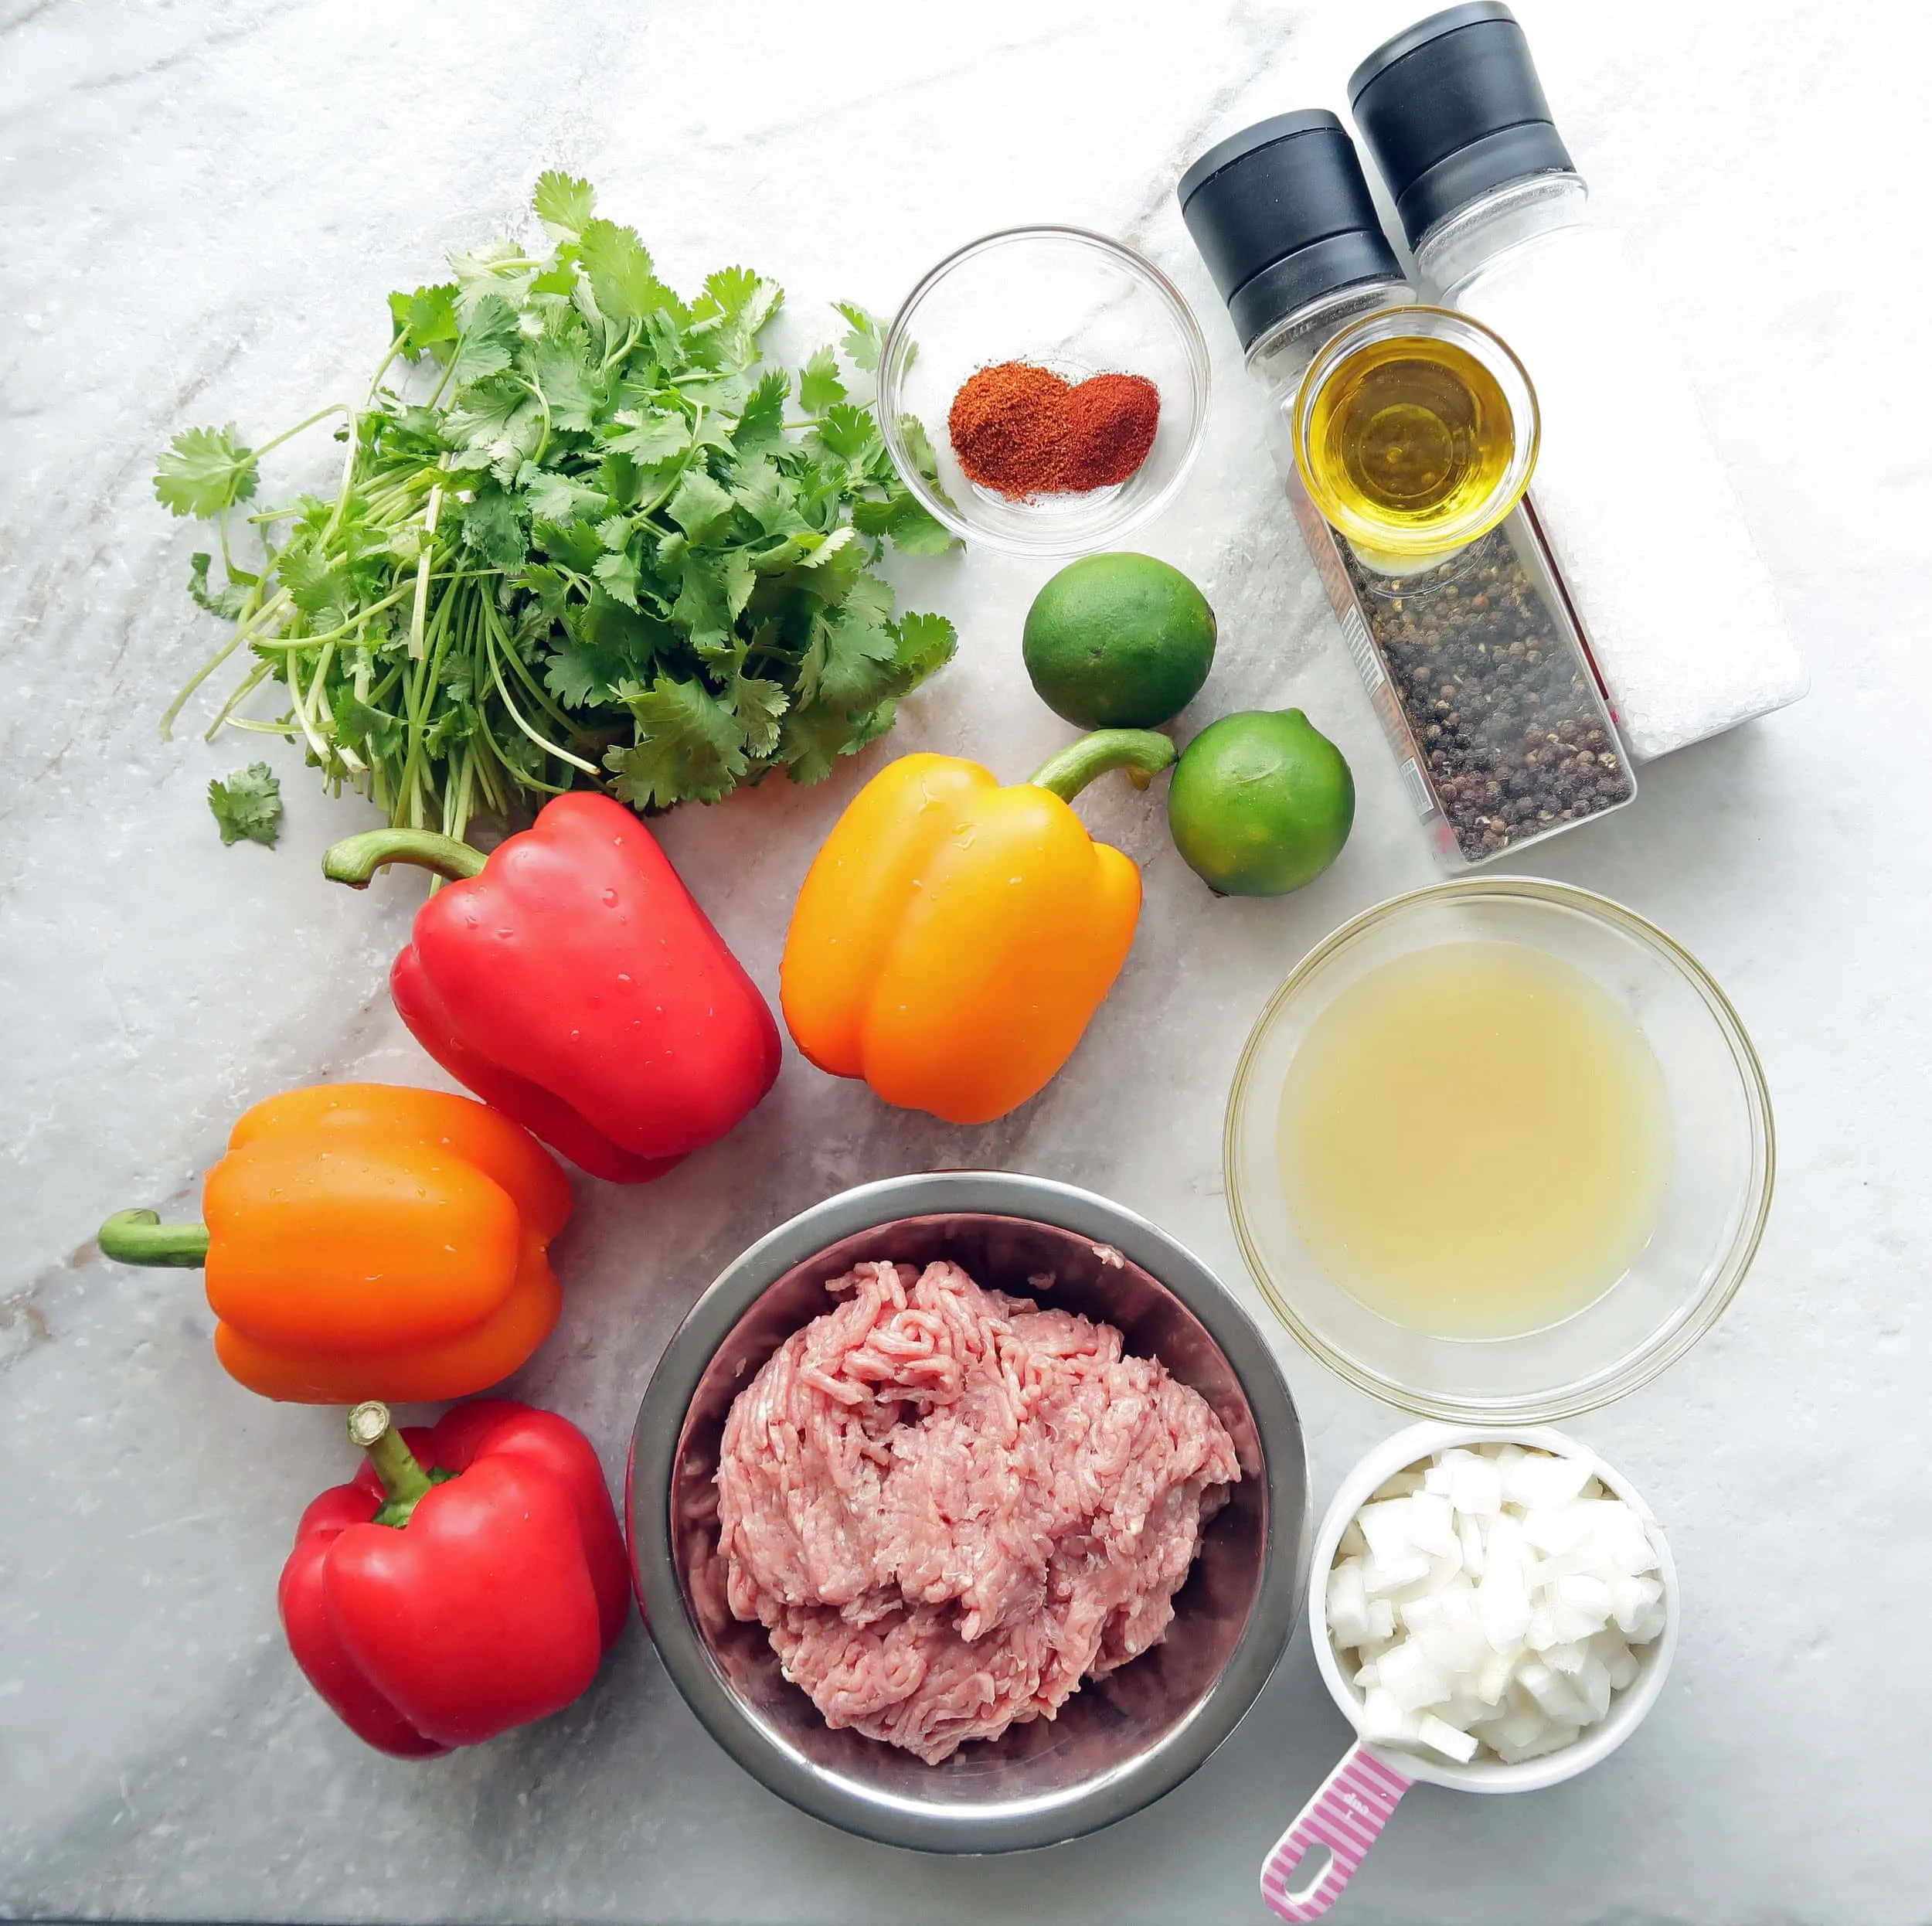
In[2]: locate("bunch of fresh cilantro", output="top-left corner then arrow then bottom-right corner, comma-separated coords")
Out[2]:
155,172 -> 957,841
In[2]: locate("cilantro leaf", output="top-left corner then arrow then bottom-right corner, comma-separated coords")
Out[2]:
897,413 -> 954,507
569,586 -> 675,669
448,293 -> 521,386
886,495 -> 956,554
532,170 -> 597,239
606,677 -> 748,807
597,450 -> 644,509
893,610 -> 958,679
671,552 -> 734,648
812,607 -> 900,712
665,469 -> 734,544
522,468 -> 609,526
543,641 -> 617,709
794,525 -> 866,604
276,536 -> 344,618
593,549 -> 641,609
716,548 -> 756,621
606,409 -> 691,463
527,338 -> 605,433
729,673 -> 788,757
733,369 -> 789,457
699,266 -> 784,337
208,763 -> 284,847
458,483 -> 529,568
389,283 -> 461,362
835,301 -> 884,371
779,699 -> 893,785
155,424 -> 259,519
813,403 -> 876,462
579,218 -> 676,325
532,515 -> 607,573
798,346 -> 845,415
187,552 -> 250,620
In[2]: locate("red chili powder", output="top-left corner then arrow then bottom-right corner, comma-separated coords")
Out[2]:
947,362 -> 1160,501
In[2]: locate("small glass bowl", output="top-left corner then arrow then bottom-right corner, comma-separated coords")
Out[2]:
1294,305 -> 1539,564
1224,878 -> 1774,1423
878,226 -> 1210,556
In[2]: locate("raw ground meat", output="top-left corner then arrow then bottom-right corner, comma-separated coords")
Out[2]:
713,1258 -> 1240,1763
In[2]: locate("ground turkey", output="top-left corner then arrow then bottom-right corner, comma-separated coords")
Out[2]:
714,1258 -> 1240,1763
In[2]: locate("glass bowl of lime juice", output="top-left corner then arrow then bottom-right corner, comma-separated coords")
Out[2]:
1224,877 -> 1774,1421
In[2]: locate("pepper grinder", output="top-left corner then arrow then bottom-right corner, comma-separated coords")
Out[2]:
1349,3 -> 1810,762
1179,111 -> 1635,866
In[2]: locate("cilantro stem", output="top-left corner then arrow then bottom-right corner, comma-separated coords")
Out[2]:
521,376 -> 554,466
250,404 -> 351,465
281,647 -> 335,766
599,322 -> 640,378
408,460 -> 451,660
160,587 -> 294,740
446,749 -> 474,840
481,603 -> 597,775
481,595 -> 582,739
362,339 -> 406,408
204,656 -> 276,738
249,580 -> 417,650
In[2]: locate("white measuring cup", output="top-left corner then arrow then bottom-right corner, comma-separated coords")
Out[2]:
1261,1422 -> 1679,1921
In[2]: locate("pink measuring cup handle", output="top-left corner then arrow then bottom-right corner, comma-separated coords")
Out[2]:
1260,1742 -> 1414,1921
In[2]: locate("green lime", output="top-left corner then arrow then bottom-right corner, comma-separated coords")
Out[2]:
1022,553 -> 1217,730
1168,709 -> 1355,897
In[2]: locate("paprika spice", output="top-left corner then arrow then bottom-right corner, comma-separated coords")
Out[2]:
947,362 -> 1160,499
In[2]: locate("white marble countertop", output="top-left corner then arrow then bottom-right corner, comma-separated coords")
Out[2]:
5,0 -> 1930,1919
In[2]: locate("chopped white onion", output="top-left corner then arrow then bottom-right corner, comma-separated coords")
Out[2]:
1327,1442 -> 1665,1766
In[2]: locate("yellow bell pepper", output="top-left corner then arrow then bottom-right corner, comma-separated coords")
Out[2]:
780,730 -> 1176,1125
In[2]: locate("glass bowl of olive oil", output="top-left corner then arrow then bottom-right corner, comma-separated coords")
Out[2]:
1294,306 -> 1539,566
1224,878 -> 1774,1422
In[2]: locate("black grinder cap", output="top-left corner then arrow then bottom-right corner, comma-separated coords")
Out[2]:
1349,3 -> 1573,249
1177,110 -> 1401,352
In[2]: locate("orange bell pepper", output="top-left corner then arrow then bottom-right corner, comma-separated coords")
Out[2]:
780,729 -> 1177,1125
97,1084 -> 571,1404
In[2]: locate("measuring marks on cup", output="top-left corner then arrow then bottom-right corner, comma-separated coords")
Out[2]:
1260,1743 -> 1413,1921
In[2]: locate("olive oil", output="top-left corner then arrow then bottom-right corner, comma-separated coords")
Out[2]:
1306,332 -> 1515,539
1275,941 -> 1670,1340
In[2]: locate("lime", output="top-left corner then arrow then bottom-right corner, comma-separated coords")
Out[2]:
1022,553 -> 1217,730
1168,709 -> 1355,897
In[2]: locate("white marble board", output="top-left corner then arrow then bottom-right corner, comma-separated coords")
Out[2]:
4,0 -> 1930,1920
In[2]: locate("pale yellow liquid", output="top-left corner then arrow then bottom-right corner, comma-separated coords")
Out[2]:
1276,942 -> 1670,1340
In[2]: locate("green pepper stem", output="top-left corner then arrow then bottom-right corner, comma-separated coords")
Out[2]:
321,827 -> 488,890
98,1210 -> 210,1268
1028,729 -> 1178,802
349,1401 -> 446,1526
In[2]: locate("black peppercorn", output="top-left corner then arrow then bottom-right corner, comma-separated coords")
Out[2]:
1338,529 -> 1635,860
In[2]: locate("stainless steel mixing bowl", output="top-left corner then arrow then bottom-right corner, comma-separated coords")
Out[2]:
628,1170 -> 1310,1853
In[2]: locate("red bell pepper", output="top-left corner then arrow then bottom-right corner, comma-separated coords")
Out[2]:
323,793 -> 781,1183
279,1399 -> 630,1757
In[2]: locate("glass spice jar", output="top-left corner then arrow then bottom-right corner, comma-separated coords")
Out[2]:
1179,109 -> 1634,865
